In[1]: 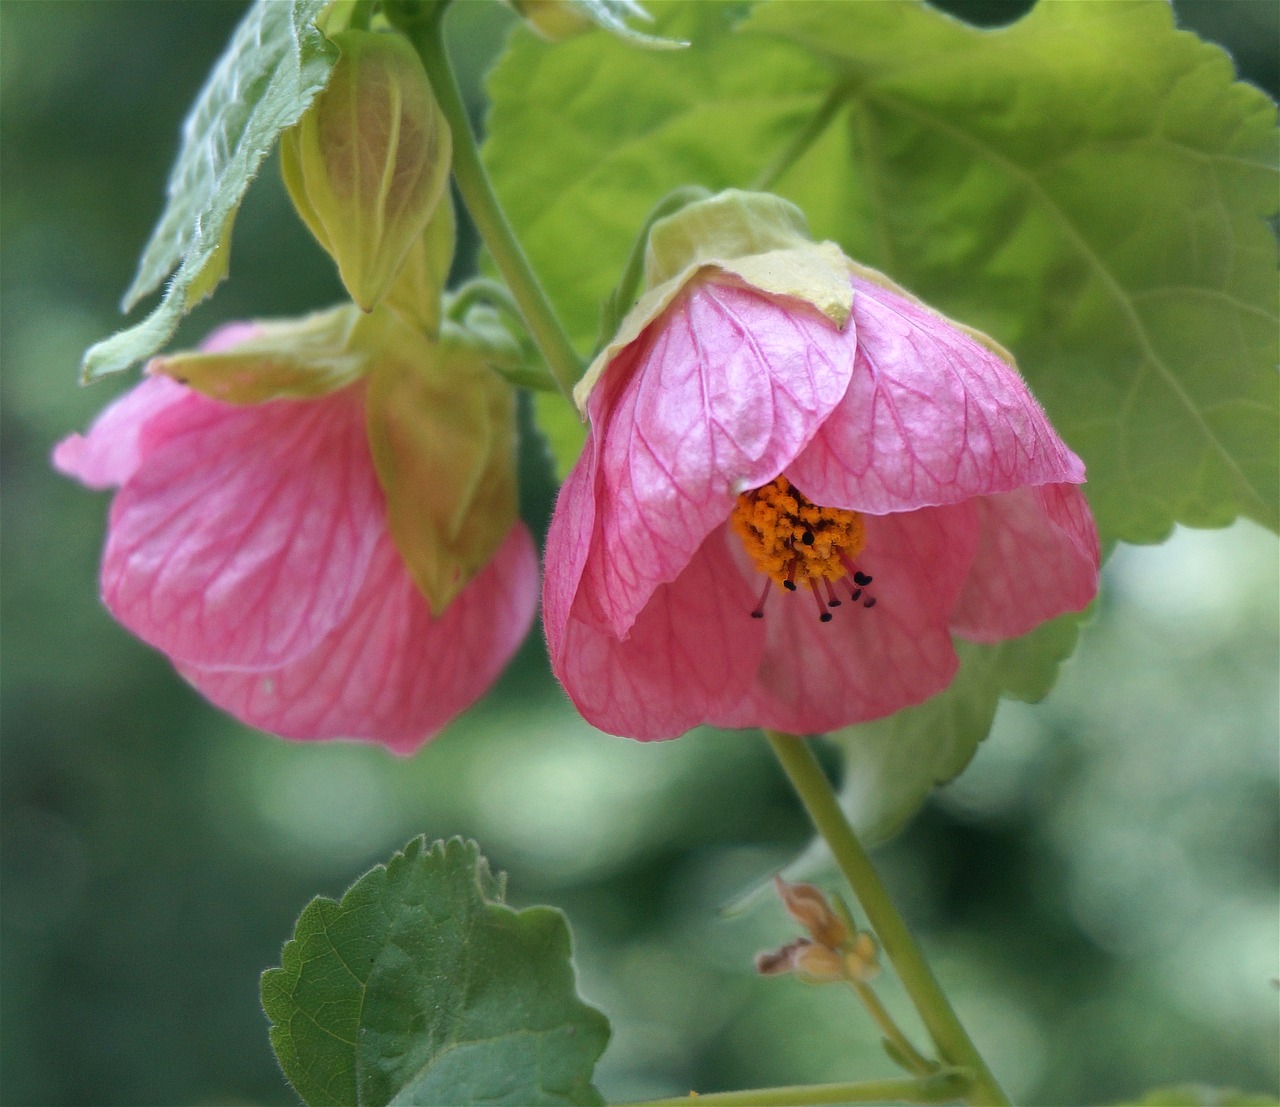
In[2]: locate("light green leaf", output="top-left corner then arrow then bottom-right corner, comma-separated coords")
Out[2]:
81,0 -> 338,381
262,837 -> 609,1107
485,0 -> 1278,838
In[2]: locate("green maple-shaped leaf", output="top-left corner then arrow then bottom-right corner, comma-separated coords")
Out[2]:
80,0 -> 338,381
262,837 -> 609,1107
485,0 -> 1278,837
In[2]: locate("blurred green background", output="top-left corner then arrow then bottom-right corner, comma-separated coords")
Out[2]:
2,2 -> 1276,1104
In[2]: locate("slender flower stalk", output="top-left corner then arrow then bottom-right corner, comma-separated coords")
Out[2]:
624,1073 -> 970,1107
406,9 -> 585,399
765,730 -> 1011,1107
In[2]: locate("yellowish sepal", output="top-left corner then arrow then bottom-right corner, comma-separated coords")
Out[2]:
574,189 -> 853,411
150,304 -> 369,404
384,190 -> 456,337
363,310 -> 518,614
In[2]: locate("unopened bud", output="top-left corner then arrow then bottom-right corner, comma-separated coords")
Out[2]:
844,930 -> 881,983
793,943 -> 847,984
282,30 -> 451,312
755,938 -> 810,977
774,877 -> 849,951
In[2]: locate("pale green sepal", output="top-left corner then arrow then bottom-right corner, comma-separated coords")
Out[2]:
149,304 -> 369,404
363,311 -> 518,614
574,190 -> 852,410
283,29 -> 452,313
643,189 -> 813,287
384,191 -> 456,337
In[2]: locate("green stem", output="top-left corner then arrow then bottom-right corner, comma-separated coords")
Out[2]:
764,731 -> 1010,1107
408,10 -> 584,400
851,980 -> 935,1077
623,1073 -> 968,1107
751,83 -> 848,193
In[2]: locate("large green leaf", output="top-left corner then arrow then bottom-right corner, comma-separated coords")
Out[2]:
262,837 -> 609,1107
81,0 -> 338,381
484,0 -> 1278,838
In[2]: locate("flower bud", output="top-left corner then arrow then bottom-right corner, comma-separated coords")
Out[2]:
281,30 -> 451,312
385,191 -> 456,336
845,931 -> 881,983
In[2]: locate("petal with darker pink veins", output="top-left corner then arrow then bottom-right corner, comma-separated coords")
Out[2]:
949,483 -> 1100,643
556,525 -> 764,742
788,278 -> 1084,515
582,280 -> 854,640
179,525 -> 539,752
52,375 -> 189,490
102,384 -> 383,670
713,504 -> 979,734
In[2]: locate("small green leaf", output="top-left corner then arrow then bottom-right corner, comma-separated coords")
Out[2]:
262,837 -> 609,1107
82,0 -> 338,381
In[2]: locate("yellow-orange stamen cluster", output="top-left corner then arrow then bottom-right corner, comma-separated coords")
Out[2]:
730,476 -> 866,589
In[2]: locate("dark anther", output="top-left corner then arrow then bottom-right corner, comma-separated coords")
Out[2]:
850,587 -> 862,602
801,530 -> 815,546
819,612 -> 833,623
863,597 -> 877,609
783,581 -> 797,592
751,611 -> 764,619
853,571 -> 873,586
828,598 -> 841,607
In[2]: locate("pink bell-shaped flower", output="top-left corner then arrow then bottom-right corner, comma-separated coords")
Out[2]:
55,319 -> 538,754
544,192 -> 1099,741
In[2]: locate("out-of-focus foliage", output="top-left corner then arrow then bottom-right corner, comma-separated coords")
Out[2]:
1,3 -> 1276,1106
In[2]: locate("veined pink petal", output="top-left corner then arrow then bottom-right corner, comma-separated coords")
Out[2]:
52,375 -> 189,490
949,483 -> 1100,642
582,280 -> 854,640
542,444 -> 599,671
555,525 -> 764,741
102,383 -> 383,670
787,277 -> 1084,514
178,524 -> 538,752
712,504 -> 978,734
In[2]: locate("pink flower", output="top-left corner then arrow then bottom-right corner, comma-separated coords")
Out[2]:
55,324 -> 538,753
544,273 -> 1099,741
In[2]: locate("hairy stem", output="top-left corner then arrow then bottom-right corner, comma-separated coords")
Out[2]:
764,731 -> 1010,1106
407,10 -> 584,400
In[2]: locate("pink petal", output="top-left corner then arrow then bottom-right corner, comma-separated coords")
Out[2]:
102,383 -> 383,670
713,504 -> 979,734
553,525 -> 765,742
581,280 -> 855,640
178,524 -> 538,752
948,483 -> 1100,643
542,445 -> 599,672
52,375 -> 189,490
198,321 -> 262,354
787,277 -> 1084,514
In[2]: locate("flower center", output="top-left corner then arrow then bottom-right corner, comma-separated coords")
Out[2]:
729,476 -> 876,622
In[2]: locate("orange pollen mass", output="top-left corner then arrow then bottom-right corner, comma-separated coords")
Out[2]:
731,476 -> 867,589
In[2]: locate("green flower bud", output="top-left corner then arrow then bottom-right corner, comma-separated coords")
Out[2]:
384,190 -> 456,337
281,29 -> 452,312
